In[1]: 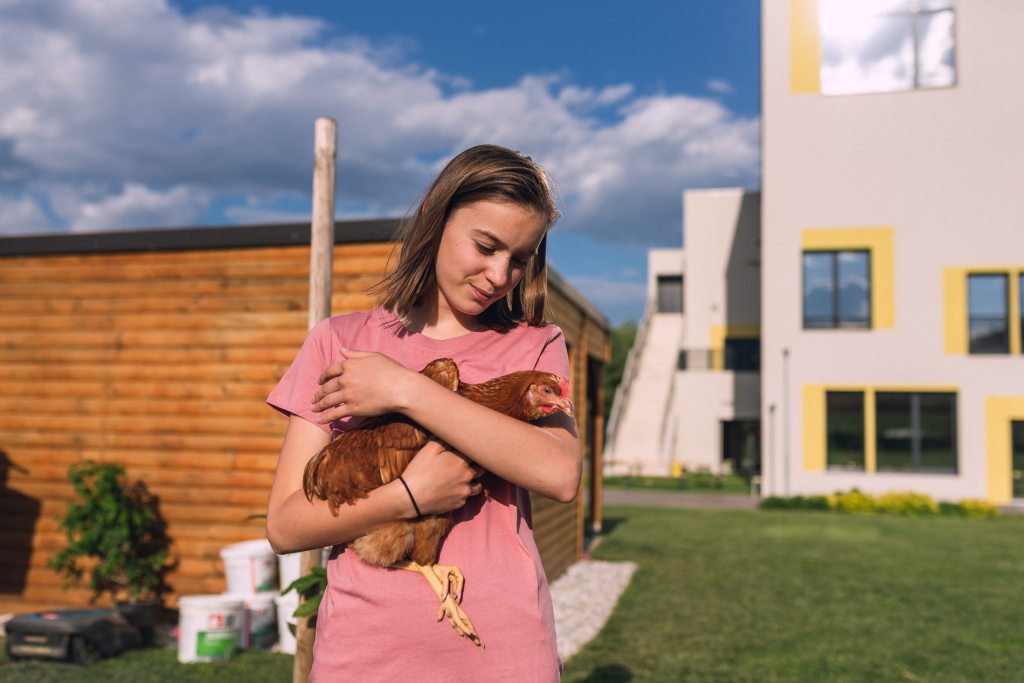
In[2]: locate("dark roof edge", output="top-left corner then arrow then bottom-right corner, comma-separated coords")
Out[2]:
1,219 -> 609,331
547,268 -> 611,333
0,219 -> 402,256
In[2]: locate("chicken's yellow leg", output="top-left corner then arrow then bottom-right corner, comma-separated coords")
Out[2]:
391,561 -> 483,647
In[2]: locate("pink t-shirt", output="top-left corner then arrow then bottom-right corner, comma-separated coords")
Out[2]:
267,307 -> 569,682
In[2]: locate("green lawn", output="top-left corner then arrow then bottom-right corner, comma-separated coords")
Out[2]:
4,506 -> 1023,682
0,646 -> 291,682
603,474 -> 752,494
563,506 -> 1024,682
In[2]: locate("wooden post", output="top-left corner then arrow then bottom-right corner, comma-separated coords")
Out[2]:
294,116 -> 337,683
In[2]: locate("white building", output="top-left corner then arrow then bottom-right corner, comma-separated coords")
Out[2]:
608,1 -> 1024,506
605,190 -> 760,477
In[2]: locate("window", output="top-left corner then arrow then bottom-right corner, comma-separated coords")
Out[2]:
819,0 -> 956,96
876,392 -> 957,473
1019,274 -> 1024,354
803,250 -> 871,329
968,273 -> 1009,354
826,391 -> 865,470
1013,421 -> 1024,499
824,389 -> 959,474
656,275 -> 683,313
724,338 -> 760,371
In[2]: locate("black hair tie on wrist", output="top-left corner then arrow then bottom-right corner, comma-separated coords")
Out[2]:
397,475 -> 423,517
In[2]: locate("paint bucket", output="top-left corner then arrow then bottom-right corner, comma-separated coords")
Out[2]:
177,594 -> 245,663
227,591 -> 278,649
220,539 -> 277,594
274,592 -> 300,655
277,552 -> 301,592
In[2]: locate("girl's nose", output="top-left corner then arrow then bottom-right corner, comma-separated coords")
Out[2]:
485,258 -> 511,289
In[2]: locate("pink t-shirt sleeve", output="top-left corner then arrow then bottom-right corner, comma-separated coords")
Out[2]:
267,317 -> 335,433
533,324 -> 570,380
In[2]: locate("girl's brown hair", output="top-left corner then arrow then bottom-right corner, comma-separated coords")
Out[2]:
373,144 -> 560,331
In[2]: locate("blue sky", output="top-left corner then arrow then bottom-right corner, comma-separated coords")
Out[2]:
0,0 -> 761,323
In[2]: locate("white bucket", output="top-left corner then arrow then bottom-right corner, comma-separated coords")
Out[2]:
177,594 -> 245,663
274,592 -> 300,655
227,591 -> 278,649
277,552 -> 302,592
220,539 -> 277,594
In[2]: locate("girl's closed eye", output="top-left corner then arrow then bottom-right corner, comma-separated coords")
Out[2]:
475,242 -> 495,256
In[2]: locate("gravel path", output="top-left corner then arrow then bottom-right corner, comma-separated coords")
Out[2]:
550,559 -> 637,662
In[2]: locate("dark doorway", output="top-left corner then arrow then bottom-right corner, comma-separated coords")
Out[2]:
722,420 -> 761,475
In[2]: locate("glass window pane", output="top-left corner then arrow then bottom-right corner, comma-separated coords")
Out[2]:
915,10 -> 956,88
918,393 -> 957,471
876,392 -> 913,471
819,1 -> 914,95
724,339 -> 760,372
968,274 -> 1007,316
827,391 -> 865,470
656,275 -> 683,313
804,252 -> 835,327
1012,421 -> 1024,499
838,251 -> 870,324
968,274 -> 1009,354
969,320 -> 1010,354
919,0 -> 954,11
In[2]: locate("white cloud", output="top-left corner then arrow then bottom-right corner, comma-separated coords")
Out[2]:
707,78 -> 735,94
0,0 -> 759,245
71,183 -> 209,231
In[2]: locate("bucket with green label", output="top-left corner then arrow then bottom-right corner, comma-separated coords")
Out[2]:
177,594 -> 245,663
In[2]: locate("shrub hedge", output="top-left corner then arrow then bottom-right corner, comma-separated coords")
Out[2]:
759,489 -> 999,518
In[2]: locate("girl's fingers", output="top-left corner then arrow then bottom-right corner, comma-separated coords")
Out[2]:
315,405 -> 350,424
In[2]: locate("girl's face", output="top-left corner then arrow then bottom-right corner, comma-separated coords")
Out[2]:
433,199 -> 546,325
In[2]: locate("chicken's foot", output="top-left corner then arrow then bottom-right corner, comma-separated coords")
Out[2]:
391,561 -> 483,647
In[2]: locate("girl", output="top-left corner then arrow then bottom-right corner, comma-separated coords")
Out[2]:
266,144 -> 580,681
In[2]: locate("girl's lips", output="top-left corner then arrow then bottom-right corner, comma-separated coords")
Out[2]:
469,284 -> 493,303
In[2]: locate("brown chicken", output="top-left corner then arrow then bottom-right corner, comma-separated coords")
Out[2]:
302,358 -> 573,646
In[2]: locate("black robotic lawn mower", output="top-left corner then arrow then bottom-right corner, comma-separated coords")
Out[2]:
5,607 -> 145,665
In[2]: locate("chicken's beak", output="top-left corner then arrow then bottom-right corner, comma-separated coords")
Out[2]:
554,397 -> 574,418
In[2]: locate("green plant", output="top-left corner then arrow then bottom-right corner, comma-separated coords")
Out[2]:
48,460 -> 171,602
282,566 -> 327,629
827,489 -> 877,514
954,498 -> 999,519
873,491 -> 939,516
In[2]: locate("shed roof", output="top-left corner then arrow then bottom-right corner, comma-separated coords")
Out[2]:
0,220 -> 609,330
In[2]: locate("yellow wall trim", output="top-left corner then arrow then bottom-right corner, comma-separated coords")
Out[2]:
985,397 -> 1024,505
801,227 -> 895,329
790,0 -> 821,94
803,385 -> 826,471
943,268 -> 968,354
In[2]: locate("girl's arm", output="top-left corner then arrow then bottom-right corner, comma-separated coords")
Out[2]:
266,415 -> 483,555
312,350 -> 581,504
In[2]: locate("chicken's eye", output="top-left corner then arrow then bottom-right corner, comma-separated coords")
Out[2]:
543,387 -> 553,394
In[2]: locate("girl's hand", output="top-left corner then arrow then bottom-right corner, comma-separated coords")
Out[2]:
311,349 -> 415,423
397,440 -> 484,517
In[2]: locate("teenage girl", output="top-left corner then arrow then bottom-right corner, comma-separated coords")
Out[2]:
266,144 -> 580,681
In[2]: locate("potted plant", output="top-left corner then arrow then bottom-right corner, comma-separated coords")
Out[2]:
48,460 -> 173,642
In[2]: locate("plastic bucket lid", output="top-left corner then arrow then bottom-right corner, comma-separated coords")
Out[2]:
220,539 -> 277,594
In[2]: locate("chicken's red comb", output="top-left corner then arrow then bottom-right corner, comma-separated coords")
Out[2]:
558,376 -> 571,400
